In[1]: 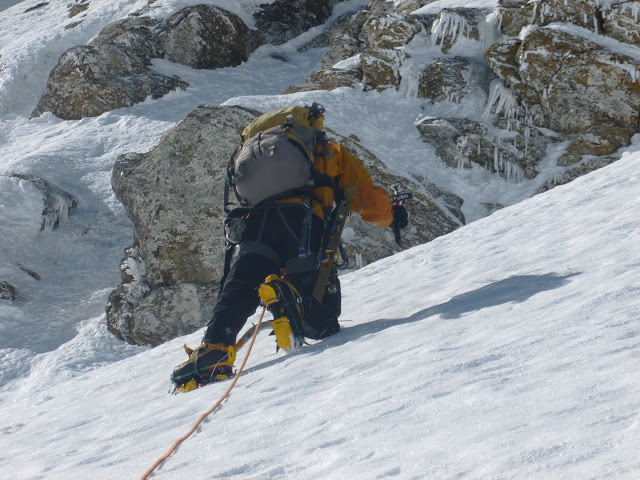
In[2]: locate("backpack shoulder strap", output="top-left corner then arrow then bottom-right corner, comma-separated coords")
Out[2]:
224,129 -> 246,213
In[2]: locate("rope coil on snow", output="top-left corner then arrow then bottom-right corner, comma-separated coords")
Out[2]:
140,306 -> 267,480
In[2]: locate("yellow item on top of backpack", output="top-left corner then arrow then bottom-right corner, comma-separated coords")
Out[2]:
242,106 -> 313,140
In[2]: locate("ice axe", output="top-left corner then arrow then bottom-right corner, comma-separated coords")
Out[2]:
390,183 -> 412,250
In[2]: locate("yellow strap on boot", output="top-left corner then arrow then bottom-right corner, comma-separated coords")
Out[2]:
271,317 -> 296,351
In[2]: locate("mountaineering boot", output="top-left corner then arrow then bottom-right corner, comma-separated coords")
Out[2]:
303,316 -> 340,340
258,274 -> 304,352
171,343 -> 236,392
304,269 -> 341,340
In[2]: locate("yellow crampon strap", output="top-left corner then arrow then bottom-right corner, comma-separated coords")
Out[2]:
176,379 -> 199,393
271,317 -> 296,351
258,274 -> 304,352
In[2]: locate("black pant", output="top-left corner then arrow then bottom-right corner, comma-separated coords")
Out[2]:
203,204 -> 340,346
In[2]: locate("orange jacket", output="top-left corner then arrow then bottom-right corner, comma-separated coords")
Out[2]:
281,142 -> 393,228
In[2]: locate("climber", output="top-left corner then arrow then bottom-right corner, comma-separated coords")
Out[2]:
171,103 -> 409,390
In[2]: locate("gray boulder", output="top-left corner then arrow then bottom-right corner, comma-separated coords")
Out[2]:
88,16 -> 159,64
252,0 -> 335,48
31,44 -> 187,120
155,5 -> 250,69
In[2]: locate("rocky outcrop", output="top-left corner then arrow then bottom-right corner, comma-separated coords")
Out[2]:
417,56 -> 487,104
536,154 -> 620,193
288,0 -> 640,185
68,1 -> 89,18
33,1 -> 334,120
108,104 -> 459,346
429,8 -> 480,54
284,65 -> 364,94
31,44 -> 188,120
417,116 -> 524,180
252,0 -> 335,48
32,4 -> 246,120
495,0 -> 640,46
486,25 -> 640,165
287,0 -> 424,94
285,9 -> 370,94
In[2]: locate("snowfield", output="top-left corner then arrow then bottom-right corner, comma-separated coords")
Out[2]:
1,149 -> 638,480
0,0 -> 639,479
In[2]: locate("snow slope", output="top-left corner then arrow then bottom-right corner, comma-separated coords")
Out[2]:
0,0 -> 639,478
1,147 -> 639,480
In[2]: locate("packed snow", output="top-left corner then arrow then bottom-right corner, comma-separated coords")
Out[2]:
1,0 -> 639,479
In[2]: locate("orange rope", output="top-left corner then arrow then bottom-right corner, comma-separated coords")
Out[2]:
140,306 -> 267,480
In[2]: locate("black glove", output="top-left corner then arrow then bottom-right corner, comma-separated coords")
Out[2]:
391,205 -> 409,230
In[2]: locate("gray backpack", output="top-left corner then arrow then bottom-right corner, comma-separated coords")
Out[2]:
231,119 -> 316,206
224,104 -> 333,213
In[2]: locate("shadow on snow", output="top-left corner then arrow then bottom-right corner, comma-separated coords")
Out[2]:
244,272 -> 580,375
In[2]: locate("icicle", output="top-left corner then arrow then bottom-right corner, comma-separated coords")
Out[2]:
431,11 -> 472,50
483,79 -> 520,121
42,193 -> 74,232
398,59 -> 420,98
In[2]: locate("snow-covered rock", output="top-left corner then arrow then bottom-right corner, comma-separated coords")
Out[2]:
289,0 -> 640,187
10,173 -> 78,231
31,43 -> 188,120
430,8 -> 481,54
151,5 -> 250,70
418,56 -> 481,103
32,1 -> 335,120
0,281 -> 23,301
496,0 -> 640,46
486,25 -> 640,165
251,0 -> 335,47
